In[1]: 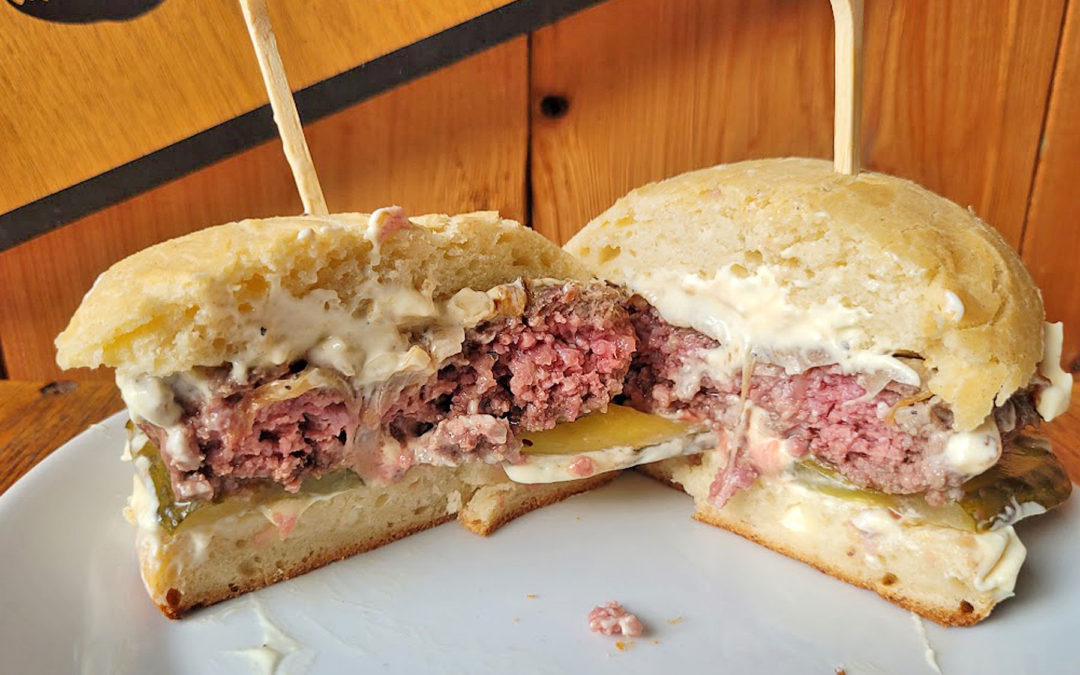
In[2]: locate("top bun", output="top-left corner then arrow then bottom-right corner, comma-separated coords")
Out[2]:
565,158 -> 1044,431
57,211 -> 589,377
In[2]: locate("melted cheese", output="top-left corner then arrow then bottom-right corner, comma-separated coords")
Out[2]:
517,405 -> 700,455
1036,322 -> 1072,422
503,432 -> 717,484
629,265 -> 921,386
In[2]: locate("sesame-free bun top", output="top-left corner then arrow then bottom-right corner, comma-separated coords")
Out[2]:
57,211 -> 590,378
565,158 -> 1044,431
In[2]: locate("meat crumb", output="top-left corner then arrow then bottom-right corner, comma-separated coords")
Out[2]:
835,668 -> 847,675
589,601 -> 645,637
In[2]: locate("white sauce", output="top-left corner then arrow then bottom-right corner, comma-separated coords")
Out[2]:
910,612 -> 944,675
780,504 -> 809,532
231,599 -> 303,675
850,508 -> 901,537
118,373 -> 201,470
972,527 -> 1026,600
941,416 -> 1001,476
628,266 -> 921,385
446,489 -> 464,515
502,432 -> 717,484
942,290 -> 965,322
744,404 -> 800,473
127,456 -> 164,563
848,509 -> 1027,604
117,374 -> 181,428
992,500 -> 1046,530
257,487 -> 362,540
188,531 -> 211,564
164,427 -> 201,472
1036,322 -> 1072,421
365,206 -> 408,248
115,282 -> 521,474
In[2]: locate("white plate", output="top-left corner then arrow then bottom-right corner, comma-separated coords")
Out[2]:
1,413 -> 1078,674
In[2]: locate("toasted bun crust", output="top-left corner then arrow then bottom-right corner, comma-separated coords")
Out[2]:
566,158 -> 1045,431
139,464 -> 612,618
57,211 -> 590,376
638,455 -> 1023,626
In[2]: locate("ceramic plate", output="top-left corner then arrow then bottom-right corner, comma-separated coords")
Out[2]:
1,413 -> 1078,674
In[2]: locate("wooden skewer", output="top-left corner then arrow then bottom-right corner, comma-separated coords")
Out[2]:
239,0 -> 328,216
829,0 -> 863,176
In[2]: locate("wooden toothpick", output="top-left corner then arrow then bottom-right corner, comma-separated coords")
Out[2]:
239,0 -> 328,216
829,0 -> 863,176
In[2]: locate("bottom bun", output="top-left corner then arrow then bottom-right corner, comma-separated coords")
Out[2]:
638,453 -> 1027,627
132,463 -> 612,618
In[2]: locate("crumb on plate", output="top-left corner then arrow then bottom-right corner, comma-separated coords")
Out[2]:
589,601 -> 644,638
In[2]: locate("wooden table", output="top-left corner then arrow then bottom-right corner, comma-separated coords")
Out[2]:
1,379 -> 1079,496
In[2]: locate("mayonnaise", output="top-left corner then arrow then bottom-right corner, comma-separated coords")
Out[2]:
941,416 -> 1001,477
850,507 -> 901,537
628,266 -> 921,386
117,374 -> 182,428
972,527 -> 1027,600
942,290 -> 965,322
1036,322 -> 1072,421
115,281 -> 526,475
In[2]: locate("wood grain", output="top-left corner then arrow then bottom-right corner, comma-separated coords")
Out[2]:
1038,382 -> 1080,485
0,0 -> 513,217
529,0 -> 1065,246
1,379 -> 1077,496
1022,1 -> 1080,372
0,39 -> 528,381
0,380 -> 124,497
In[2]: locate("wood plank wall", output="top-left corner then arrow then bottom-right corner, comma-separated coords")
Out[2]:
530,0 -> 1075,359
0,39 -> 527,380
0,0 -> 513,215
2,0 -> 1078,380
1023,0 -> 1080,373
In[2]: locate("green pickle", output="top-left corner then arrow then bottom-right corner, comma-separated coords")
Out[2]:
127,425 -> 362,535
792,434 -> 1072,532
518,404 -> 699,455
958,435 -> 1072,530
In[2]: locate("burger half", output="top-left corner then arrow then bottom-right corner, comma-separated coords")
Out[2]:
55,209 -> 638,618
561,158 -> 1073,626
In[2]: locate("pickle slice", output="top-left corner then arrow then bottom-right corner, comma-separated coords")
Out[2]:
791,460 -> 976,531
129,430 -> 201,534
128,427 -> 362,535
792,434 -> 1072,532
959,435 -> 1072,531
518,405 -> 700,455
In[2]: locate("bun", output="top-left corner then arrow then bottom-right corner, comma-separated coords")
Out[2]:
57,211 -> 590,377
639,455 -> 1021,626
136,463 -> 615,619
566,158 -> 1045,431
